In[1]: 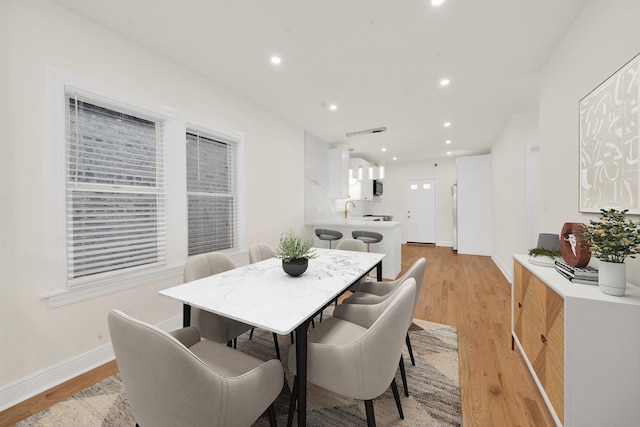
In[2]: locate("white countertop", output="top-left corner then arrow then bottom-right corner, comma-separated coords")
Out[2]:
312,219 -> 401,228
160,248 -> 385,334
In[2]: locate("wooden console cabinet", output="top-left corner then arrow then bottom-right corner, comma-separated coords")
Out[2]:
512,255 -> 640,427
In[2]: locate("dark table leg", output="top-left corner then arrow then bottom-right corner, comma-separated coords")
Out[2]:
183,304 -> 191,327
295,319 -> 311,427
376,260 -> 383,282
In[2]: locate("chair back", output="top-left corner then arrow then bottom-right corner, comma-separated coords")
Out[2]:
184,251 -> 236,282
335,238 -> 367,252
344,257 -> 426,314
248,243 -> 275,264
400,258 -> 426,315
359,278 -> 415,395
183,252 -> 250,342
289,280 -> 415,403
108,310 -> 225,427
352,230 -> 383,241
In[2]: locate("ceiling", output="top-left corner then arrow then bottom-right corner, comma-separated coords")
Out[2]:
51,0 -> 587,165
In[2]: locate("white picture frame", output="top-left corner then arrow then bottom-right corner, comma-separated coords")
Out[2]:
579,52 -> 640,213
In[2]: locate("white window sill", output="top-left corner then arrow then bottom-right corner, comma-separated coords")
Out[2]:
44,266 -> 184,308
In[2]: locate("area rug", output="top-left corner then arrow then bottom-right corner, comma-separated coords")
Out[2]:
17,319 -> 461,427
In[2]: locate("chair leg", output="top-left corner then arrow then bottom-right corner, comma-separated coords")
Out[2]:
272,332 -> 281,360
287,376 -> 298,427
233,338 -> 237,349
250,328 -> 254,340
399,355 -> 409,397
405,333 -> 415,366
319,310 -> 323,322
227,340 -> 233,348
364,400 -> 376,427
390,378 -> 404,420
290,331 -> 295,344
267,403 -> 277,427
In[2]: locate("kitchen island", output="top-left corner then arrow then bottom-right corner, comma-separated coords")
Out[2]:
308,220 -> 401,279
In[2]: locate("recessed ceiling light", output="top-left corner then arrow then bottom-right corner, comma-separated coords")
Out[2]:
446,151 -> 452,155
445,140 -> 452,144
440,78 -> 450,86
431,0 -> 445,6
329,104 -> 337,111
381,148 -> 387,152
444,121 -> 451,127
270,56 -> 282,65
392,156 -> 398,161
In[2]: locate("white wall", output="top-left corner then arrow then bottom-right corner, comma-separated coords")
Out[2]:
491,113 -> 539,279
539,0 -> 640,284
1,0 -> 305,396
374,158 -> 456,246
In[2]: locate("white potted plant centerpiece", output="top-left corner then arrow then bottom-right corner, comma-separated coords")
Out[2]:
582,209 -> 640,296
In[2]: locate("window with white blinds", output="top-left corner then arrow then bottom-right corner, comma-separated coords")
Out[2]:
186,130 -> 238,255
66,95 -> 165,286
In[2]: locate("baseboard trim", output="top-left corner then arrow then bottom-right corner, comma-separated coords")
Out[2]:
492,256 -> 512,283
0,314 -> 182,412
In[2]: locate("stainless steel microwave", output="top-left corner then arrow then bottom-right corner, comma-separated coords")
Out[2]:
373,179 -> 383,196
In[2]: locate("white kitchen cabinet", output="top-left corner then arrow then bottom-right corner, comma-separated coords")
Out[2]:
349,158 -> 373,200
512,255 -> 640,427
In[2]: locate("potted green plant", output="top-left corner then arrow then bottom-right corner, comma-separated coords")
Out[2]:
581,209 -> 640,296
273,231 -> 318,277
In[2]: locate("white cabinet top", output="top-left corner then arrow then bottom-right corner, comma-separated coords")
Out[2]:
514,254 -> 640,305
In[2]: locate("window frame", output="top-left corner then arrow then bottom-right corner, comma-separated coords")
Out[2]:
46,69 -> 236,307
65,94 -> 166,287
185,128 -> 242,256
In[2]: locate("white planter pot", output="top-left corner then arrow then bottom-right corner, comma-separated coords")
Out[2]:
598,261 -> 627,296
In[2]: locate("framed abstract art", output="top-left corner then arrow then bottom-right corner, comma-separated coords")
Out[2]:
579,52 -> 640,213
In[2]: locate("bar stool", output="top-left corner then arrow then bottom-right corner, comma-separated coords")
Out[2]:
352,230 -> 383,252
315,229 -> 343,249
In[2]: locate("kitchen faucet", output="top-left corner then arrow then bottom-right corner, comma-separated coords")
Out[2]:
344,200 -> 356,219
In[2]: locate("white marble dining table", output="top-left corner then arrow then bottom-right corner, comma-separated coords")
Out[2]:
159,248 -> 385,427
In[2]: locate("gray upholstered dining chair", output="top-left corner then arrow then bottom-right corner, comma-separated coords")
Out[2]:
184,252 -> 253,346
248,243 -> 275,264
340,257 -> 427,396
108,309 -> 283,427
185,251 -> 282,359
286,278 -> 417,427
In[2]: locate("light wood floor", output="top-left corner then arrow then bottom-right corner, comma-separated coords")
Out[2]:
1,244 -> 555,426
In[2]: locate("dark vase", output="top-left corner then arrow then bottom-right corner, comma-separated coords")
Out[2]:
282,258 -> 308,277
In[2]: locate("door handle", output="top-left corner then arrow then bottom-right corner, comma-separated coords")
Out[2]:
540,334 -> 547,344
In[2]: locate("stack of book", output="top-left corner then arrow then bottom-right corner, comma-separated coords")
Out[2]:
555,259 -> 598,285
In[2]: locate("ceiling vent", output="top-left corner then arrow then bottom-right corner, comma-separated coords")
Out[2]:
345,127 -> 387,137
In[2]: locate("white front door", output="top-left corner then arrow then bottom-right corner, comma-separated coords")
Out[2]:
406,179 -> 436,243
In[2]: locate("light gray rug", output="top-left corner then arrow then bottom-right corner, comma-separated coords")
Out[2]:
17,319 -> 461,427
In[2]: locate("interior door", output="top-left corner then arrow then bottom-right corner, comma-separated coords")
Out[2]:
406,179 -> 436,243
